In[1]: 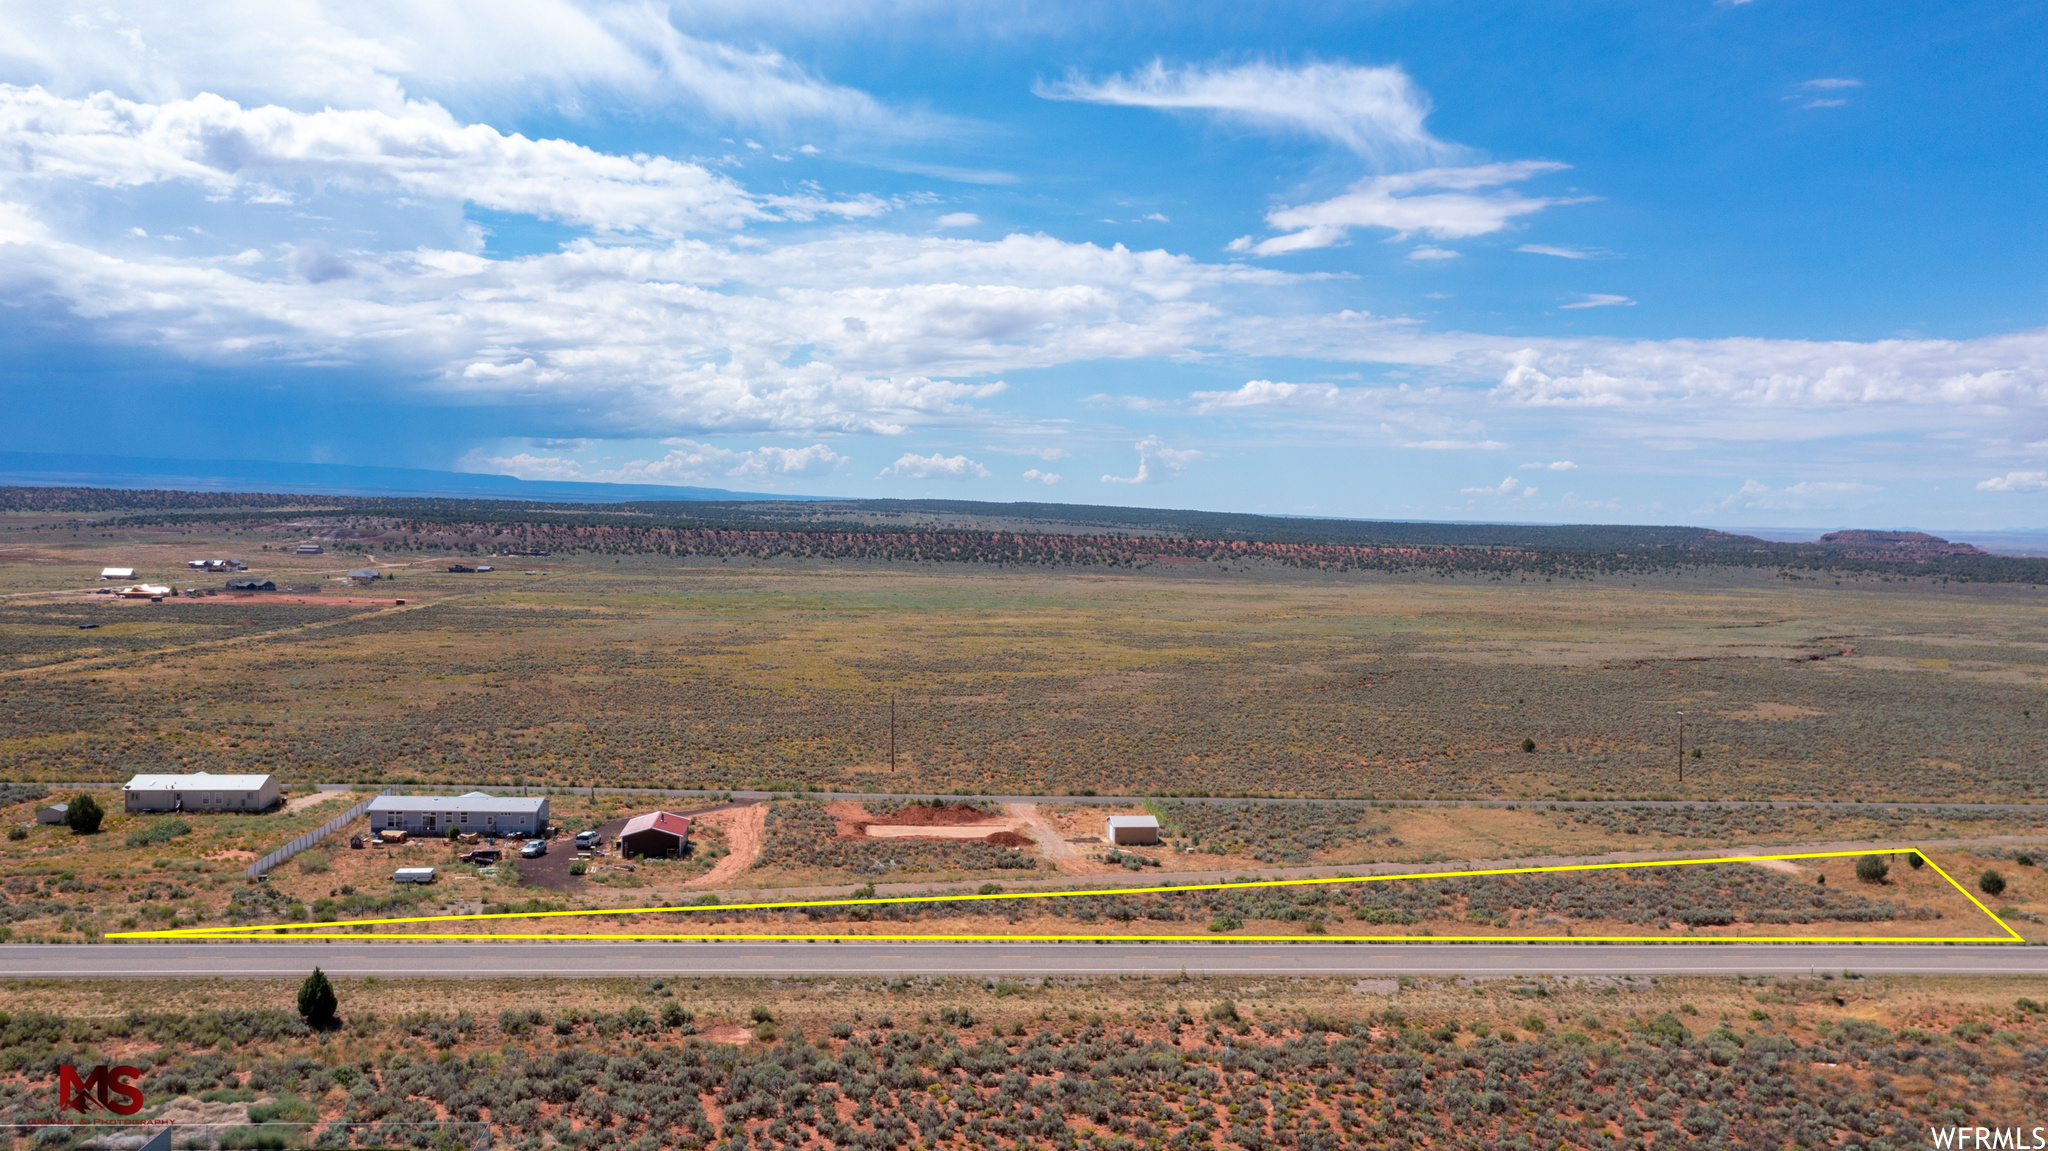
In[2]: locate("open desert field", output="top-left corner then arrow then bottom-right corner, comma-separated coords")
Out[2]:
7,507 -> 2048,808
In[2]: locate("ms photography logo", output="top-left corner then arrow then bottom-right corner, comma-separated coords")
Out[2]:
58,1064 -> 145,1116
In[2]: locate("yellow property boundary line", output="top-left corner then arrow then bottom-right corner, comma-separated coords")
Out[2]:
109,847 -> 2023,944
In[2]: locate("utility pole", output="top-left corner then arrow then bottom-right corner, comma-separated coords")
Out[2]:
889,694 -> 897,772
1676,712 -> 1685,787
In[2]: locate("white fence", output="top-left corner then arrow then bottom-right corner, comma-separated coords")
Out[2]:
247,790 -> 389,879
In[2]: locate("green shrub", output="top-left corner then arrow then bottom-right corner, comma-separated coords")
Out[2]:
1521,738 -> 1536,753
1981,869 -> 2007,897
296,968 -> 338,1029
1855,855 -> 1889,884
127,818 -> 192,848
65,794 -> 104,835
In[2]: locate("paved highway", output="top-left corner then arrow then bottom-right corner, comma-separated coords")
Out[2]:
5,942 -> 2044,979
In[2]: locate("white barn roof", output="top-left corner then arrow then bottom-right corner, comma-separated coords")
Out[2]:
125,772 -> 275,791
368,792 -> 547,816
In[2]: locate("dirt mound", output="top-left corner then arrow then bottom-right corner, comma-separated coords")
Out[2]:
984,830 -> 1032,847
874,802 -> 1001,827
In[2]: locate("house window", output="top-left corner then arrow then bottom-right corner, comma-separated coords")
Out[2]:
386,813 -> 400,828
459,812 -> 468,824
486,815 -> 496,829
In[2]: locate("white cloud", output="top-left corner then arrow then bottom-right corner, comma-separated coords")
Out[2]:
465,439 -> 844,486
1803,99 -> 1849,110
1521,460 -> 1578,471
0,1 -> 917,136
1461,476 -> 1524,496
1801,78 -> 1864,90
986,444 -> 1069,460
1706,478 -> 1878,512
0,86 -> 885,238
1036,59 -> 1455,168
1978,471 -> 2048,492
1101,435 -> 1199,484
1407,245 -> 1460,261
1403,439 -> 1507,451
1560,294 -> 1635,309
1516,243 -> 1595,259
1021,468 -> 1061,485
934,212 -> 980,228
1234,161 -> 1575,256
880,452 -> 989,480
1191,379 -> 1342,413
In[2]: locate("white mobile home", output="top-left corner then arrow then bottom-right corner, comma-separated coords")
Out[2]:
124,772 -> 280,813
366,792 -> 549,837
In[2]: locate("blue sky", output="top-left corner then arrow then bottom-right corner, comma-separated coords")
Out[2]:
3,1 -> 2047,527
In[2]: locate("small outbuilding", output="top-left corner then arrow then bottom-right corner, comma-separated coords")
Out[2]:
1105,815 -> 1160,846
295,543 -> 323,554
392,867 -> 436,884
617,811 -> 692,858
100,567 -> 135,580
124,772 -> 280,813
347,569 -> 380,584
367,792 -> 549,837
36,803 -> 68,825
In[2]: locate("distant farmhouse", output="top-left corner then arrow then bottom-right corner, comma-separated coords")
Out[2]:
124,772 -> 280,813
367,792 -> 549,837
347,569 -> 381,584
226,577 -> 276,592
295,543 -> 323,554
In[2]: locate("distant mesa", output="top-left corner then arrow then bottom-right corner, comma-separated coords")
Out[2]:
1813,530 -> 1987,560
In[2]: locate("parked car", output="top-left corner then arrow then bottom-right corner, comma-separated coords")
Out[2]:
574,829 -> 603,850
459,848 -> 502,865
520,839 -> 547,858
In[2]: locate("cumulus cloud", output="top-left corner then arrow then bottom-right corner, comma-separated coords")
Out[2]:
1022,468 -> 1061,485
1191,379 -> 1342,413
1036,59 -> 1454,168
1230,161 -> 1575,256
1978,471 -> 2048,492
1461,475 -> 1535,497
1101,435 -> 1199,484
934,212 -> 980,228
880,452 -> 989,480
0,86 -> 884,237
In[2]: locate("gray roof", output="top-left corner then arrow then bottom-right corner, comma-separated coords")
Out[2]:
367,792 -> 546,815
126,772 -> 275,791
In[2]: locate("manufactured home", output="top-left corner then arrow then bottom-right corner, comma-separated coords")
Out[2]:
365,792 -> 549,837
123,772 -> 281,813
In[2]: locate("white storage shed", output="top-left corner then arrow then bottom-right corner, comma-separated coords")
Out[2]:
1105,814 -> 1161,846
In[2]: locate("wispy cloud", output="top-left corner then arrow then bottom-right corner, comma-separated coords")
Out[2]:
1796,77 -> 1863,110
1521,460 -> 1578,471
466,439 -> 844,486
1037,59 -> 1455,168
1559,293 -> 1636,309
1704,479 -> 1877,512
1407,245 -> 1460,261
1229,161 -> 1577,256
1404,439 -> 1508,451
1517,243 -> 1598,259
